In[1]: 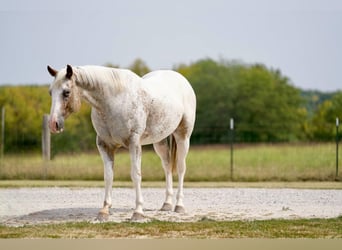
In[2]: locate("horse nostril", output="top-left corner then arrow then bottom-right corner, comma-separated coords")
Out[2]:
55,122 -> 59,131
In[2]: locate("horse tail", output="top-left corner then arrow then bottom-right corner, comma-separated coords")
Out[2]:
170,134 -> 177,173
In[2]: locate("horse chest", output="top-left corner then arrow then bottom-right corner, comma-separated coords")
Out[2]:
91,106 -> 145,148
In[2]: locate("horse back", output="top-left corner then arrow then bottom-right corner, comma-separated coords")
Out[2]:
142,70 -> 195,106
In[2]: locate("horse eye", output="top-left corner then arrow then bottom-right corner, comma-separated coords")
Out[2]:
62,90 -> 71,98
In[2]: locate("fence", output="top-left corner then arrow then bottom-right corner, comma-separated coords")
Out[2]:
228,118 -> 340,181
0,114 -> 341,181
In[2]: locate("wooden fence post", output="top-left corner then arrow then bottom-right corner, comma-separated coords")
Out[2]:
336,117 -> 339,180
0,107 -> 5,169
42,114 -> 50,161
230,118 -> 234,181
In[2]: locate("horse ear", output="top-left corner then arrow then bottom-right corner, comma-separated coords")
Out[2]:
47,65 -> 57,77
66,64 -> 73,79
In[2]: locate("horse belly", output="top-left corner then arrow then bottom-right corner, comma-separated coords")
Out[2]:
140,107 -> 182,145
91,109 -> 131,147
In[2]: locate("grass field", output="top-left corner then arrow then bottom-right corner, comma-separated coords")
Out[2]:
0,144 -> 342,239
1,217 -> 341,239
0,143 -> 341,182
0,180 -> 341,189
1,144 -> 341,240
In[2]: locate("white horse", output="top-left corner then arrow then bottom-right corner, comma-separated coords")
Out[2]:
47,64 -> 196,221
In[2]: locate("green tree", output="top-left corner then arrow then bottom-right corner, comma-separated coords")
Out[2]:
177,59 -> 240,143
0,57 -> 334,154
129,58 -> 150,76
233,64 -> 305,141
0,85 -> 96,154
310,92 -> 342,141
104,62 -> 120,68
0,86 -> 51,152
176,59 -> 306,143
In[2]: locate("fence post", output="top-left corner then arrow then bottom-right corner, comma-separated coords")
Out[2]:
336,118 -> 339,180
1,107 -> 5,160
42,114 -> 51,161
230,118 -> 234,181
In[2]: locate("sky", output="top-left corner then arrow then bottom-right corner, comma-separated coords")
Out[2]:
0,0 -> 342,91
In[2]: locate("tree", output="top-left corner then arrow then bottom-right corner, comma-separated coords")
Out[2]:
104,62 -> 120,68
175,59 -> 306,143
233,64 -> 305,141
129,58 -> 150,76
310,92 -> 342,141
177,59 -> 240,143
0,57 -> 336,153
0,86 -> 51,152
0,85 -> 96,154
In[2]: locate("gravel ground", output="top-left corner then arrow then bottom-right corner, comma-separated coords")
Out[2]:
0,187 -> 341,226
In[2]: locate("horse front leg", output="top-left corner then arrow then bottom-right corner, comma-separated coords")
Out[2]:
129,138 -> 144,220
96,136 -> 114,221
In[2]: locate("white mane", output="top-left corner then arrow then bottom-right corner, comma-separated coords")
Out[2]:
74,66 -> 140,92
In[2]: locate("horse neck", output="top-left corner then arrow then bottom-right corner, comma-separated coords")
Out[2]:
74,66 -> 140,109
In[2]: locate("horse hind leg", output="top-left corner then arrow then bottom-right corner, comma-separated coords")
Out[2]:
153,138 -> 173,211
173,135 -> 189,213
173,115 -> 194,213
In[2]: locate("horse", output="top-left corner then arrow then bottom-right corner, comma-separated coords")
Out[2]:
47,64 -> 196,221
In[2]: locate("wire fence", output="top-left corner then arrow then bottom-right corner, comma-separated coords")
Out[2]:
0,115 -> 341,181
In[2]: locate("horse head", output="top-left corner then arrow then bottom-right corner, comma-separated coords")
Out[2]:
47,64 -> 81,133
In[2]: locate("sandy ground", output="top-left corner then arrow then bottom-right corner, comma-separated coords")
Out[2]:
0,187 -> 341,226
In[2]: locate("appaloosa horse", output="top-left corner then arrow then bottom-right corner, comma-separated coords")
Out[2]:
47,64 -> 196,220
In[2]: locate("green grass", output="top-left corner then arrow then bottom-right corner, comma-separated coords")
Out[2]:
0,217 -> 341,239
0,143 -> 341,182
232,143 -> 339,181
1,180 -> 341,189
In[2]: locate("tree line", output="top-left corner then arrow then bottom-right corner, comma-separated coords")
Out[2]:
0,58 -> 340,153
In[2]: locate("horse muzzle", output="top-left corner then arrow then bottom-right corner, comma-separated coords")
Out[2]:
49,116 -> 64,133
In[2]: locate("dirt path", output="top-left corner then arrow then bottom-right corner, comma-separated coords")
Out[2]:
0,187 -> 341,226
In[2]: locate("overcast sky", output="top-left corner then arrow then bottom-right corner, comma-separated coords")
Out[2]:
1,0 -> 341,91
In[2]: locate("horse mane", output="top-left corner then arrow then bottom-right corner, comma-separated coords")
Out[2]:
74,66 -> 140,93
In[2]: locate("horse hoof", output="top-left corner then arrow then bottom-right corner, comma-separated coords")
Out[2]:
174,205 -> 185,213
96,211 -> 109,222
131,212 -> 145,221
160,202 -> 173,211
